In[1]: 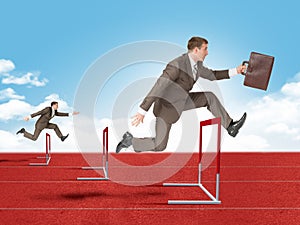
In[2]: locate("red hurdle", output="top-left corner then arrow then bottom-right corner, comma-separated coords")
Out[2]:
77,127 -> 109,181
163,117 -> 222,204
29,133 -> 51,166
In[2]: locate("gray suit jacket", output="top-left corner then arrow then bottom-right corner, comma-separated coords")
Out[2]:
140,53 -> 230,124
31,107 -> 69,130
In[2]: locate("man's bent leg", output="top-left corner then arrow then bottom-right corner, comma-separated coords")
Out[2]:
132,117 -> 172,152
154,117 -> 172,151
46,123 -> 63,138
184,92 -> 232,128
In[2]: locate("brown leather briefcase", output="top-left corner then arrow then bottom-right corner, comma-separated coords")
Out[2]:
242,52 -> 275,91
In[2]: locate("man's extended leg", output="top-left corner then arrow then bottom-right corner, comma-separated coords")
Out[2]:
184,91 -> 246,137
23,127 -> 42,141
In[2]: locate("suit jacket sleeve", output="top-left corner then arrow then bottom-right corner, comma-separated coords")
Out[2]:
31,107 -> 50,118
55,111 -> 69,117
197,61 -> 230,81
140,62 -> 180,112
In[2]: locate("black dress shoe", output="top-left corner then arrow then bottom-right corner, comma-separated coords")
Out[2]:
227,113 -> 247,137
116,131 -> 133,153
61,134 -> 69,142
16,128 -> 25,135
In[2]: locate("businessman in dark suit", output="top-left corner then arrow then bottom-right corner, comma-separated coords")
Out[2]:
16,101 -> 79,141
116,37 -> 247,153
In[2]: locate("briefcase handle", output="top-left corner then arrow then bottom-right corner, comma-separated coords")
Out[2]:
241,61 -> 249,76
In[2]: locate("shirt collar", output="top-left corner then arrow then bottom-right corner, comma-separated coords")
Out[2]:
188,53 -> 197,68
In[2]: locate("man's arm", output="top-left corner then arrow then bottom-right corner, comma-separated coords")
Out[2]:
31,107 -> 50,117
197,61 -> 229,81
24,107 -> 50,121
198,62 -> 246,81
55,112 -> 69,117
56,111 -> 80,117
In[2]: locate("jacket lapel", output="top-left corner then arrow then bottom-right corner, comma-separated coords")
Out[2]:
184,54 -> 197,82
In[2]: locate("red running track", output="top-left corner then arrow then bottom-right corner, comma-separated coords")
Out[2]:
0,152 -> 299,225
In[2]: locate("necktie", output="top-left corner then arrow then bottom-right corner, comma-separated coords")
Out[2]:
192,64 -> 198,80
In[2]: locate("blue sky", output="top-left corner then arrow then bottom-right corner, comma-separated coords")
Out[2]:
1,0 -> 300,151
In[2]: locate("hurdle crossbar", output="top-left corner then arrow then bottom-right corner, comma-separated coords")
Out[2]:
77,127 -> 109,181
163,117 -> 221,204
29,133 -> 51,166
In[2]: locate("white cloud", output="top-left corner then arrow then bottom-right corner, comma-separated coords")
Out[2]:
0,59 -> 15,74
0,99 -> 32,121
2,72 -> 48,87
0,130 -> 33,150
265,123 -> 298,135
223,134 -> 270,151
0,59 -> 48,87
281,81 -> 300,97
224,73 -> 300,150
0,88 -> 25,100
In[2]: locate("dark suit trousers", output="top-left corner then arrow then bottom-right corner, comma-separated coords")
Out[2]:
184,92 -> 232,128
24,123 -> 63,141
132,91 -> 232,152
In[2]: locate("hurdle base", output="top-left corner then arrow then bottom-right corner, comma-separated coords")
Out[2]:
81,166 -> 103,170
163,183 -> 221,205
77,177 -> 109,181
77,166 -> 109,181
29,156 -> 51,166
163,172 -> 221,205
168,200 -> 221,205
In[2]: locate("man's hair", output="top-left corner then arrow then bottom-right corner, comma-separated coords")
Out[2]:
187,37 -> 208,51
51,101 -> 58,107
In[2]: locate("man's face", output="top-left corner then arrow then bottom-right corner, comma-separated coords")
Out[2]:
194,43 -> 208,61
52,103 -> 58,110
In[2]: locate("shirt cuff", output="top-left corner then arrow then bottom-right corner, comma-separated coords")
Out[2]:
229,68 -> 238,77
28,115 -> 32,120
138,107 -> 147,116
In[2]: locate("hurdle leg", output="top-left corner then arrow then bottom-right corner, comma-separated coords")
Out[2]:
77,127 -> 109,181
29,133 -> 51,166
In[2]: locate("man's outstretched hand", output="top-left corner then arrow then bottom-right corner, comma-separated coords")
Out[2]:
72,111 -> 80,116
131,113 -> 144,127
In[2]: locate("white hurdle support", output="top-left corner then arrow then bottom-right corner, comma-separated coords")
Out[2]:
77,127 -> 109,181
29,133 -> 51,166
163,117 -> 222,205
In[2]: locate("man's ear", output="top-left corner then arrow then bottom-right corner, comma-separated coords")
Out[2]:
193,47 -> 198,54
